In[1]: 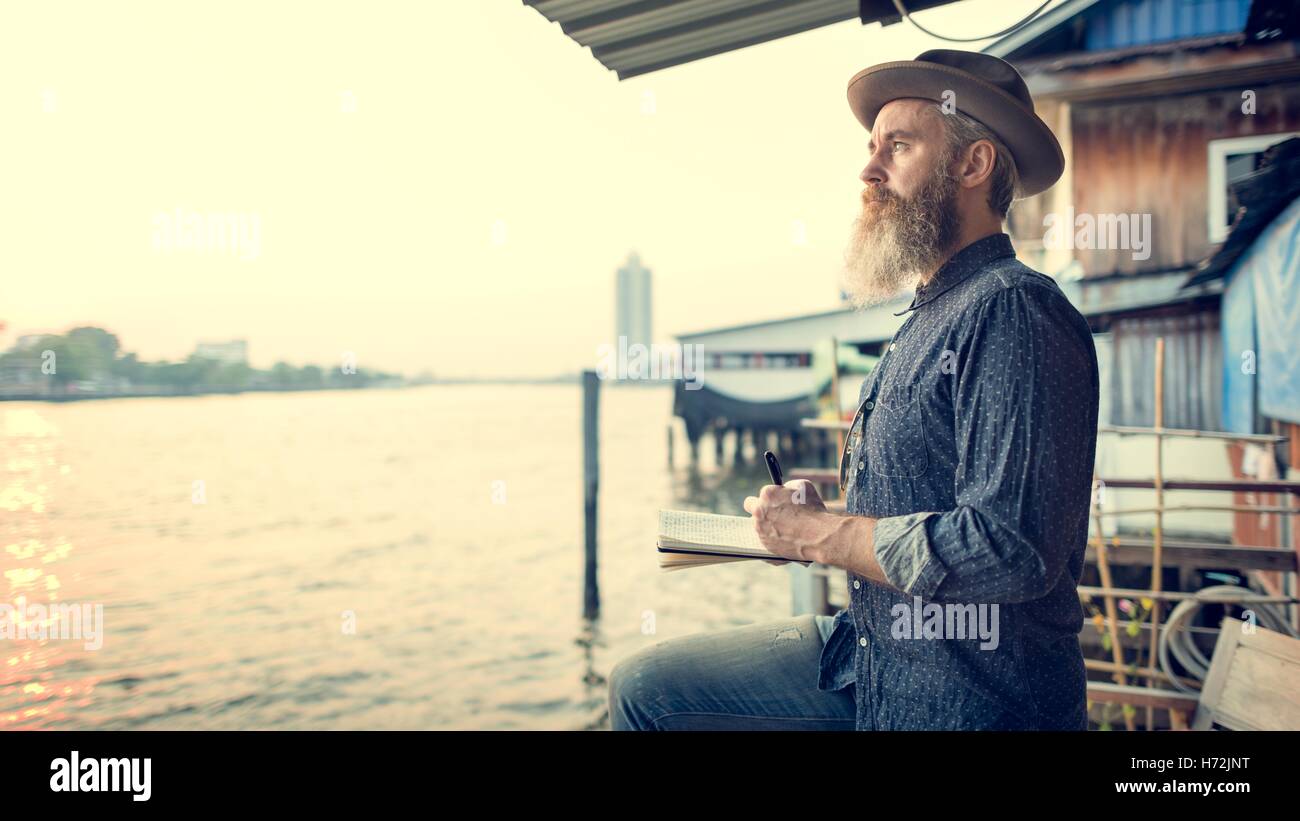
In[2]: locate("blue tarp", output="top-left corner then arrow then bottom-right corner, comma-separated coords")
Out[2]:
1221,262 -> 1256,433
1222,196 -> 1300,430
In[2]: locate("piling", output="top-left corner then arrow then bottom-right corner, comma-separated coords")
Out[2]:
582,370 -> 600,620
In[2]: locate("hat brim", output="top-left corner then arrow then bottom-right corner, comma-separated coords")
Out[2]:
847,60 -> 1064,198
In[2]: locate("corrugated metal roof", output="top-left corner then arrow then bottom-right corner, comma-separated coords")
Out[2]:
1084,0 -> 1251,51
986,0 -> 1293,61
982,0 -> 1104,59
523,0 -> 953,80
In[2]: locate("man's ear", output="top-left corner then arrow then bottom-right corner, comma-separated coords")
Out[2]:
956,139 -> 996,191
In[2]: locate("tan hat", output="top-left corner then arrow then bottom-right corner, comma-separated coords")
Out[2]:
847,49 -> 1064,198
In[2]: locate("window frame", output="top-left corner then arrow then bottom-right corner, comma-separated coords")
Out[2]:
1207,132 -> 1300,243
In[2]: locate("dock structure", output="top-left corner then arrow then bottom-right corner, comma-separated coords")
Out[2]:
670,301 -> 905,471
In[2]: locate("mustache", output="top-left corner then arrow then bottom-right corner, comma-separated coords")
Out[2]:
861,185 -> 898,205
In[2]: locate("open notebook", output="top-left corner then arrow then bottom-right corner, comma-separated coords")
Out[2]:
656,509 -> 813,572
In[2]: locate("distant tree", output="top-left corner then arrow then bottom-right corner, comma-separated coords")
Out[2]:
211,362 -> 253,390
270,361 -> 295,387
1,325 -> 404,395
296,365 -> 324,388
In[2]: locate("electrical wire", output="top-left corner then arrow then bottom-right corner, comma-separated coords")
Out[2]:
891,0 -> 1056,43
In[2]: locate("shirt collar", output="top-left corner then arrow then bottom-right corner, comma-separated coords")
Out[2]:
894,232 -> 1016,316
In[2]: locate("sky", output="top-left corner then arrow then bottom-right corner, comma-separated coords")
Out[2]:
0,0 -> 1057,377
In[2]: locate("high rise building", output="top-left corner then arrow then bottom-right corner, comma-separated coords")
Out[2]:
615,252 -> 652,356
193,339 -> 248,366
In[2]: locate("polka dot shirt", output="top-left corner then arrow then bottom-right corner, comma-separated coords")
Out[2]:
817,232 -> 1099,730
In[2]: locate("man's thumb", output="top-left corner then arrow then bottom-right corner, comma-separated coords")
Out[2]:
790,479 -> 809,504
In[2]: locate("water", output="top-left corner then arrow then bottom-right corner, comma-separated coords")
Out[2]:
0,384 -> 792,729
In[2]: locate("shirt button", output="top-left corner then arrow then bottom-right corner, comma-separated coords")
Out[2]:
864,400 -> 874,410
853,579 -> 861,590
857,461 -> 864,471
890,343 -> 896,352
859,637 -> 868,647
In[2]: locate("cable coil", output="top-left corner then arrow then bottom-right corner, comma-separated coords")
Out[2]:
1157,584 -> 1299,693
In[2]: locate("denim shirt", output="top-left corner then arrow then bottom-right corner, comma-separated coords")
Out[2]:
816,232 -> 1098,731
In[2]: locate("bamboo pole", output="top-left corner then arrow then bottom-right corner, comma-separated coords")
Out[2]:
1091,479 -> 1135,731
1146,337 -> 1166,730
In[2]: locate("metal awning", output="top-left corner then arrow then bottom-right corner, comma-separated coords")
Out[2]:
523,0 -> 955,80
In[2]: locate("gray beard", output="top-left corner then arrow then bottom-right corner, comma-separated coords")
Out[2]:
840,170 -> 961,309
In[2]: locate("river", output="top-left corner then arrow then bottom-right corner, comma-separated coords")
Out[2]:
0,384 -> 793,729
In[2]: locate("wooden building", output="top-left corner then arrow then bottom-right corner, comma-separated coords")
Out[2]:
985,0 -> 1300,545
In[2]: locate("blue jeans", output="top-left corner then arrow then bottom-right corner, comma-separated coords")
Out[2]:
608,614 -> 856,730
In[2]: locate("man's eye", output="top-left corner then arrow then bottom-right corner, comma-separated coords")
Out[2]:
893,141 -> 907,152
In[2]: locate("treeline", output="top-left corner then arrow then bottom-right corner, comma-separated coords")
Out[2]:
0,326 -> 402,393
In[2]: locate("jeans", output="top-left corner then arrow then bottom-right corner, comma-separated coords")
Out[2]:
608,614 -> 856,730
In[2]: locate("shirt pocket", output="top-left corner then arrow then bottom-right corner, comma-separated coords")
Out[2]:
865,379 -> 928,479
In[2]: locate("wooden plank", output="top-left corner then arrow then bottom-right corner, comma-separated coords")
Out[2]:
1099,425 -> 1287,443
1077,585 -> 1297,604
1086,681 -> 1199,711
1099,477 -> 1300,494
1193,616 -> 1246,730
1200,616 -> 1300,731
1085,542 -> 1296,572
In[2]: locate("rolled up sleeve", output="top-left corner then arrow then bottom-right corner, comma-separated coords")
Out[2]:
872,286 -> 1097,604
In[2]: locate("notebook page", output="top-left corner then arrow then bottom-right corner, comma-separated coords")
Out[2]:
658,510 -> 765,551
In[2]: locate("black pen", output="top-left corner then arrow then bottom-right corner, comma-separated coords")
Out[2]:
763,450 -> 784,487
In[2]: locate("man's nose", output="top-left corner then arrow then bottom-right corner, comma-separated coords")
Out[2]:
860,158 -> 885,187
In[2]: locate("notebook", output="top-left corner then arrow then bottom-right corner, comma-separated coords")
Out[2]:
656,509 -> 812,572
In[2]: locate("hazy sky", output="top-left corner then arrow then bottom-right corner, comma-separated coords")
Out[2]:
1,1 -> 1052,377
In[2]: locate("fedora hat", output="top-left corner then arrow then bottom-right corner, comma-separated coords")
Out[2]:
847,49 -> 1064,198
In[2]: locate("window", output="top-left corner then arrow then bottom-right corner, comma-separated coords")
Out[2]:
1207,133 -> 1299,243
706,352 -> 810,369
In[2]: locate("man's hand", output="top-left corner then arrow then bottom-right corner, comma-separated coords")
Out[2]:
743,479 -> 833,565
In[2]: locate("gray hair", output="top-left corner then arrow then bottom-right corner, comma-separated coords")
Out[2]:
933,105 -> 1020,219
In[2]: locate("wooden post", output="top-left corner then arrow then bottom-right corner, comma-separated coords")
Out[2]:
830,336 -> 844,483
582,370 -> 600,620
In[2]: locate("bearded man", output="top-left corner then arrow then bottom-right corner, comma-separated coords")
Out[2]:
609,50 -> 1099,731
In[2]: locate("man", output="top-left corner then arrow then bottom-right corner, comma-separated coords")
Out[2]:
609,50 -> 1098,731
